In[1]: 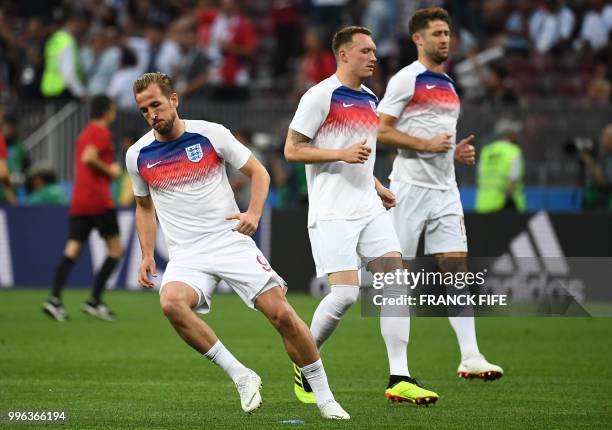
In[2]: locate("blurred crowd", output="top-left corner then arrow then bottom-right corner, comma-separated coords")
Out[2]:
0,0 -> 611,105
0,0 -> 611,210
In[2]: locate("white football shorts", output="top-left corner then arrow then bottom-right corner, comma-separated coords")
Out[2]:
308,209 -> 401,277
160,229 -> 286,314
390,181 -> 467,257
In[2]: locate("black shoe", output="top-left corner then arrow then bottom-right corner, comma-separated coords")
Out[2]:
43,298 -> 68,321
82,301 -> 115,321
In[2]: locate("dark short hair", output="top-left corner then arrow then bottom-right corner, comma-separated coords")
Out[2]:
90,95 -> 114,119
331,26 -> 372,56
409,7 -> 451,36
133,72 -> 175,98
120,45 -> 138,68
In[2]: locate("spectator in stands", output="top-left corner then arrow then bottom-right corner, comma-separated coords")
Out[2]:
127,0 -> 176,31
505,0 -> 535,52
24,163 -> 67,205
15,16 -> 47,99
81,27 -> 121,96
309,0 -> 349,38
40,9 -> 89,103
1,113 -> 29,189
127,20 -> 182,77
604,2 -> 612,32
174,20 -> 209,100
0,112 -> 17,205
581,123 -> 612,210
481,64 -> 519,106
586,62 -> 611,105
529,0 -> 576,54
208,0 -> 256,100
270,0 -> 302,80
476,119 -> 526,213
107,45 -> 141,110
195,0 -> 219,48
362,0 -> 395,78
480,0 -> 508,41
579,0 -> 610,52
293,28 -> 336,98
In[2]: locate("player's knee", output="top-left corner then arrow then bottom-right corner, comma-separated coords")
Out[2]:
160,296 -> 190,322
331,286 -> 360,314
435,255 -> 467,273
269,306 -> 298,333
64,241 -> 82,259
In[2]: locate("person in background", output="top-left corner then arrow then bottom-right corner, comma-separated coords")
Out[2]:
293,28 -> 336,98
107,45 -> 142,110
43,95 -> 123,322
581,123 -> 612,211
81,27 -> 121,96
40,9 -> 89,103
0,112 -> 27,203
173,20 -> 209,100
0,116 -> 17,206
476,119 -> 526,213
24,163 -> 67,205
208,0 -> 256,100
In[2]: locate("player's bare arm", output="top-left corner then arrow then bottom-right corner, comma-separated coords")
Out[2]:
81,145 -> 122,179
226,155 -> 269,236
134,195 -> 157,288
454,134 -> 476,165
284,129 -> 371,164
378,113 -> 452,153
374,177 -> 396,209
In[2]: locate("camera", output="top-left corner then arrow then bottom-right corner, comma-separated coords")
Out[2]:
563,137 -> 594,155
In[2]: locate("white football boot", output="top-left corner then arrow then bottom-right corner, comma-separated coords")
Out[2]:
319,399 -> 350,420
234,369 -> 262,413
458,353 -> 504,381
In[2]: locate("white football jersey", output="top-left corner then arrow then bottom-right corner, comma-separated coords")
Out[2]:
289,74 -> 384,227
126,120 -> 251,258
378,61 -> 461,190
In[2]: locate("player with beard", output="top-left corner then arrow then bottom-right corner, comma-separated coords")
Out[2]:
377,7 -> 503,383
126,72 -> 349,419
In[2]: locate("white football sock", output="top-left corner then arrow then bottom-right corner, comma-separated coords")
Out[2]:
381,317 -> 410,376
301,359 -> 334,406
310,285 -> 360,350
448,316 -> 480,360
203,340 -> 249,382
380,282 -> 410,376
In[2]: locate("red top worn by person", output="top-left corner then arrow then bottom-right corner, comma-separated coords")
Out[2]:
70,123 -> 115,215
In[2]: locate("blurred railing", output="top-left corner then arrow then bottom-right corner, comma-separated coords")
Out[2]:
23,102 -> 88,181
19,100 -> 612,185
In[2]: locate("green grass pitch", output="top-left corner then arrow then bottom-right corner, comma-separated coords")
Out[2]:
1,289 -> 611,429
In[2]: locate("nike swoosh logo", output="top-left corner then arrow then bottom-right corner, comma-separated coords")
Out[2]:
342,103 -> 354,107
147,161 -> 163,168
426,85 -> 436,90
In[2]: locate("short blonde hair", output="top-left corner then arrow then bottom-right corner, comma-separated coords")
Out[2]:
133,72 -> 175,97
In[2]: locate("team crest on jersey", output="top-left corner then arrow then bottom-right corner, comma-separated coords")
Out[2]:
185,144 -> 203,162
369,100 -> 378,115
